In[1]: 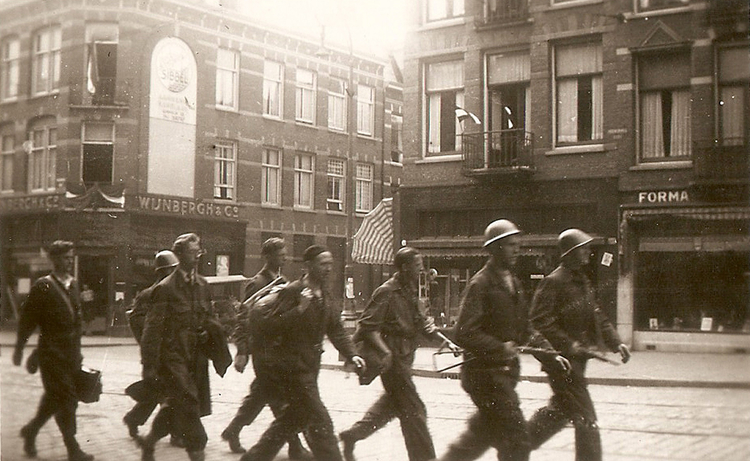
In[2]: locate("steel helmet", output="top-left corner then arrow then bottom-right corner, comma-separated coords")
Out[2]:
483,219 -> 521,247
558,229 -> 593,258
154,250 -> 179,271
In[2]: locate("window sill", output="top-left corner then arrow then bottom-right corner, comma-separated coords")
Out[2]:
261,203 -> 283,210
212,197 -> 236,202
546,0 -> 603,12
326,210 -> 346,216
293,206 -> 316,213
419,17 -> 466,30
385,161 -> 403,167
355,211 -> 371,217
328,127 -> 347,134
262,114 -> 283,122
629,160 -> 692,171
215,105 -> 239,113
416,153 -> 462,164
0,190 -> 15,194
0,97 -> 19,104
625,5 -> 695,21
356,132 -> 375,140
295,120 -> 315,128
546,144 -> 605,155
30,90 -> 60,100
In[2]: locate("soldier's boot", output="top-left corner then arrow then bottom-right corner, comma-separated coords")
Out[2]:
574,419 -> 602,461
136,434 -> 157,461
288,436 -> 314,460
187,450 -> 205,461
527,407 -> 569,450
339,429 -> 360,461
221,424 -> 245,453
63,436 -> 94,461
20,424 -> 39,457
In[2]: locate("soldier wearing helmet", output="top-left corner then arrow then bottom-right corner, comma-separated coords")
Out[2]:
528,228 -> 630,461
439,220 -> 569,461
123,250 -> 181,444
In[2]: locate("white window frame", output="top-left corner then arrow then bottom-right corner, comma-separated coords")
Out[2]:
81,122 -> 115,184
328,77 -> 347,131
32,26 -> 61,96
635,0 -> 692,14
1,36 -> 20,101
296,68 -> 316,124
327,158 -> 345,212
294,152 -> 314,209
425,60 -> 465,155
1,132 -> 13,192
357,84 -> 375,136
29,124 -> 57,192
426,0 -> 465,22
213,141 -> 236,200
262,147 -> 282,206
355,163 -> 373,213
263,60 -> 284,118
216,48 -> 239,110
553,42 -> 603,146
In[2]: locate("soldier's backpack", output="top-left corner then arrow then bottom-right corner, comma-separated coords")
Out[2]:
240,277 -> 290,341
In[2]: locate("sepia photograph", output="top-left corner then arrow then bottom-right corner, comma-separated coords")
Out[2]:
0,0 -> 748,460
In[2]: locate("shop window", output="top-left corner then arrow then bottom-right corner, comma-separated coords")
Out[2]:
28,119 -> 57,191
1,130 -> 13,192
357,84 -> 374,136
426,60 -> 464,154
636,0 -> 691,13
638,51 -> 691,161
262,147 -> 281,206
355,163 -> 372,213
294,152 -> 314,209
263,60 -> 283,118
33,26 -> 61,96
718,45 -> 749,147
213,141 -> 236,200
216,48 -> 239,110
426,0 -> 465,22
554,41 -> 603,145
85,23 -> 118,104
295,68 -> 316,124
327,158 -> 345,212
1,35 -> 20,101
328,77 -> 347,131
82,122 -> 114,185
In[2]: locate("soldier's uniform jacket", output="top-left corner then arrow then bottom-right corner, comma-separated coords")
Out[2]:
140,268 -> 214,416
355,274 -> 437,367
127,282 -> 158,344
456,260 -> 552,368
530,264 -> 621,359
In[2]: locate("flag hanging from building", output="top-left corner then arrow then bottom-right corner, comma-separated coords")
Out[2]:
352,197 -> 394,265
86,42 -> 99,94
455,107 -> 481,124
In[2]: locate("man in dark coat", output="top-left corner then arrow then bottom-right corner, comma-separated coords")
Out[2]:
528,228 -> 630,461
13,240 -> 94,461
339,247 -> 460,461
138,233 -> 215,461
439,220 -> 569,461
222,237 -> 312,459
239,245 -> 366,461
123,250 -> 180,443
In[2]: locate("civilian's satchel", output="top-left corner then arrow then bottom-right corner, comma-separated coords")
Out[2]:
354,339 -> 385,385
76,366 -> 102,403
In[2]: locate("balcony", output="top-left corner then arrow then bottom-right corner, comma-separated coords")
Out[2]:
692,139 -> 749,186
476,0 -> 529,27
461,129 -> 534,177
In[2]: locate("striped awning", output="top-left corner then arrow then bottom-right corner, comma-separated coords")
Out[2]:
352,197 -> 394,265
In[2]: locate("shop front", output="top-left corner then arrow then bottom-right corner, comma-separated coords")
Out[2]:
619,193 -> 750,352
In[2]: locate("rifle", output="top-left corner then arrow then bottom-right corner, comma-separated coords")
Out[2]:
579,349 -> 622,366
432,346 -> 562,373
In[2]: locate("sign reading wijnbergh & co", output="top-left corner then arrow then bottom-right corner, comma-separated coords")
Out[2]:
131,194 -> 240,220
0,194 -> 62,214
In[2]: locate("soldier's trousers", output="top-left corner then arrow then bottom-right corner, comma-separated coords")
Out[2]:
340,361 -> 435,461
527,358 -> 602,461
440,362 -> 530,461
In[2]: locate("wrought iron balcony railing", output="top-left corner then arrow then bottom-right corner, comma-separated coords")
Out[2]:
476,0 -> 528,27
461,129 -> 534,176
692,139 -> 750,185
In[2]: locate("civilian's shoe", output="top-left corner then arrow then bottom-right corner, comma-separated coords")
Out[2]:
339,431 -> 357,461
123,417 -> 139,438
68,450 -> 94,461
20,425 -> 37,457
221,426 -> 245,453
288,440 -> 314,460
136,435 -> 155,461
170,435 -> 186,448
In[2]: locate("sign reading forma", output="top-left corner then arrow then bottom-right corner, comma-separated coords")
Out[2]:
133,195 -> 240,220
638,190 -> 690,204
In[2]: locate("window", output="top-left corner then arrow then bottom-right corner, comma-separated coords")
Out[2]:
718,46 -> 749,146
355,163 -> 373,212
262,147 -> 281,206
484,0 -> 528,23
638,51 -> 691,161
1,36 -> 20,101
263,61 -> 283,117
33,26 -> 61,96
28,121 -> 57,191
85,23 -> 118,104
357,85 -> 375,136
328,77 -> 347,131
426,60 -> 464,154
213,141 -> 236,200
427,0 -> 465,22
296,69 -> 316,124
82,122 -> 114,184
327,158 -> 345,212
391,114 -> 403,163
216,49 -> 239,110
637,0 -> 691,13
1,132 -> 13,192
555,42 -> 603,144
488,51 -> 531,166
294,152 -> 314,208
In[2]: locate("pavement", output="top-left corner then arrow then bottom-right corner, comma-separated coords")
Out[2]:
2,331 -> 749,389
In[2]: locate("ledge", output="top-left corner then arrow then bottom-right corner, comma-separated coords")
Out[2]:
415,154 -> 462,164
545,144 -> 605,155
